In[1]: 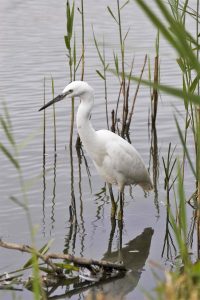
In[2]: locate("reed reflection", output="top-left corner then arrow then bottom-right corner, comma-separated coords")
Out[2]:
42,148 -> 46,237
64,221 -> 78,255
42,77 -> 46,237
150,124 -> 160,215
76,144 -> 87,257
162,143 -> 177,260
50,153 -> 57,235
69,145 -> 77,223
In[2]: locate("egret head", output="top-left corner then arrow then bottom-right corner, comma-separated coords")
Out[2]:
39,81 -> 94,111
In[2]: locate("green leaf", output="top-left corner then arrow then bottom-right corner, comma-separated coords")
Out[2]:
175,117 -> 196,177
64,35 -> 70,50
55,262 -> 79,271
17,129 -> 39,152
182,75 -> 188,109
107,6 -> 118,23
176,57 -> 186,73
120,0 -> 130,10
51,76 -> 54,97
0,143 -> 20,170
66,1 -> 74,40
96,70 -> 105,80
105,63 -> 109,71
93,29 -> 104,66
112,69 -> 200,105
40,240 -> 54,256
23,240 -> 53,268
73,34 -> 76,67
113,52 -> 119,75
2,101 -> 12,130
135,0 -> 200,74
10,196 -> 27,210
39,266 -> 54,274
190,75 -> 200,93
0,116 -> 15,147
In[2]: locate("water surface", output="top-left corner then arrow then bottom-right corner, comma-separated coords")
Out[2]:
0,1 -> 196,299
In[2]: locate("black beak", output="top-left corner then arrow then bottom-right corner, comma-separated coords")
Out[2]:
38,91 -> 70,111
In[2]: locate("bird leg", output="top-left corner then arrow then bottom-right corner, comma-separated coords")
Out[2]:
108,184 -> 117,219
117,191 -> 124,221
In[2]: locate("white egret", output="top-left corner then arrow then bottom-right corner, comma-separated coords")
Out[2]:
39,81 -> 153,219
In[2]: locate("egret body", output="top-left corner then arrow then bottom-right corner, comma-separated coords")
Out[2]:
39,81 -> 153,217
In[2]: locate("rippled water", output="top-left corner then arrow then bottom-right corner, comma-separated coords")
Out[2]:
0,1 -> 197,299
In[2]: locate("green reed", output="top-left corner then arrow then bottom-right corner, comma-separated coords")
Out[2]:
93,29 -> 109,129
150,165 -> 200,300
65,0 -> 75,147
80,0 -> 85,80
0,103 -> 43,299
51,76 -> 57,153
107,0 -> 148,138
151,31 -> 159,127
133,0 -> 200,298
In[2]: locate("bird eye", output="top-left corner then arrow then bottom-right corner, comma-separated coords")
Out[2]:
69,89 -> 73,93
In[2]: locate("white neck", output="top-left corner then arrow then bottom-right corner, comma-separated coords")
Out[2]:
76,92 -> 97,155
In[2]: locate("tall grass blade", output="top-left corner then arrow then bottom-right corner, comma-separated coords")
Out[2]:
0,143 -> 20,170
2,101 -> 12,130
10,196 -> 27,210
116,72 -> 200,105
107,6 -> 118,24
96,69 -> 105,80
93,29 -> 104,65
23,240 -> 54,268
120,0 -> 130,10
135,0 -> 200,73
175,117 -> 196,177
0,116 -> 15,147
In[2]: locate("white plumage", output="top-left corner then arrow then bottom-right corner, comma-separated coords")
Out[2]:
39,81 -> 153,217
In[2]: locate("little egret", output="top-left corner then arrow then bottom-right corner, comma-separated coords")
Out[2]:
39,81 -> 153,219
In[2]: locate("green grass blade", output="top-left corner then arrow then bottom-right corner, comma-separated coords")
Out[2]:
0,142 -> 20,170
0,116 -> 15,147
10,196 -> 27,210
120,0 -> 130,10
96,69 -> 105,80
135,0 -> 200,73
23,240 -> 53,268
175,117 -> 196,177
17,129 -> 39,152
2,101 -> 12,130
111,70 -> 200,105
107,6 -> 118,23
93,29 -> 104,66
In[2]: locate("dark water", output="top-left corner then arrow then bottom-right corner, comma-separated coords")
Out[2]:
0,1 -> 196,299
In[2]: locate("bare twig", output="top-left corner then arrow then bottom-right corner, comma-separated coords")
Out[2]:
0,240 -> 63,276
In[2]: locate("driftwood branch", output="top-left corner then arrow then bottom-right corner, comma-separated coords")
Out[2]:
0,240 -> 126,272
0,240 -> 62,276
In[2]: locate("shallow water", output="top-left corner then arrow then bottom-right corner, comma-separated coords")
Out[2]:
0,1 -> 197,299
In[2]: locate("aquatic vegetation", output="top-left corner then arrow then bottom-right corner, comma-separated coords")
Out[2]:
134,0 -> 200,298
